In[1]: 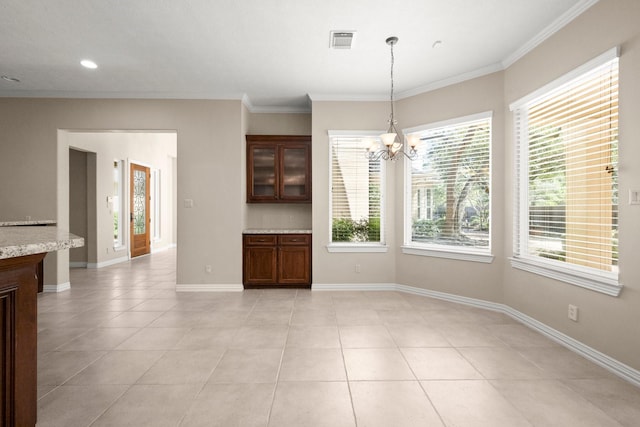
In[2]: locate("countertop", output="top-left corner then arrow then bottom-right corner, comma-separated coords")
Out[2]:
0,220 -> 57,227
0,226 -> 84,259
243,229 -> 312,234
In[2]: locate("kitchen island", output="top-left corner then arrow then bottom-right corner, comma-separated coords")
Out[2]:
0,225 -> 83,426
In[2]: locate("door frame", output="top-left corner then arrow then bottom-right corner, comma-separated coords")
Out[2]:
129,160 -> 152,258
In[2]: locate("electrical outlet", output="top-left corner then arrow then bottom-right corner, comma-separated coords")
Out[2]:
355,264 -> 361,273
568,304 -> 579,322
205,265 -> 212,273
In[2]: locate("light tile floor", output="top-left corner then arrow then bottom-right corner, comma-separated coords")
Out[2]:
36,249 -> 640,426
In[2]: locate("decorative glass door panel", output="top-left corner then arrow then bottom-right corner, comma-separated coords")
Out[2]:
282,147 -> 307,197
251,147 -> 276,197
130,163 -> 151,257
133,170 -> 146,234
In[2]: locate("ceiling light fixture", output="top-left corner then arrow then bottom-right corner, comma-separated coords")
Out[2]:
80,59 -> 98,69
1,75 -> 20,83
366,36 -> 419,161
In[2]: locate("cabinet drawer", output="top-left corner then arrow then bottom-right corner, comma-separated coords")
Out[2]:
244,235 -> 277,246
278,234 -> 310,245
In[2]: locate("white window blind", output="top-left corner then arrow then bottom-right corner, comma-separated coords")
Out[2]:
329,134 -> 384,243
404,112 -> 491,251
513,53 -> 619,286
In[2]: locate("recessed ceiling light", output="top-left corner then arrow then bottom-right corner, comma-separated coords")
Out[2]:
80,59 -> 98,69
1,75 -> 20,83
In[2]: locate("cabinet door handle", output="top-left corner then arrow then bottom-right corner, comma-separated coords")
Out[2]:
290,239 -> 298,242
257,239 -> 266,242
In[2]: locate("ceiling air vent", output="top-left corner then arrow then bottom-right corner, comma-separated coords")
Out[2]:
330,31 -> 356,49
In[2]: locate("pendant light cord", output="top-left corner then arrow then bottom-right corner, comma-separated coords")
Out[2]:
389,40 -> 395,125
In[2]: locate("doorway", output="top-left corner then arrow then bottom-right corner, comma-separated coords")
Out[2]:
130,162 -> 151,257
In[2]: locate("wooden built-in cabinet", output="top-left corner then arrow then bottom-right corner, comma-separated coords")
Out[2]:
246,135 -> 311,203
243,234 -> 311,287
0,253 -> 44,427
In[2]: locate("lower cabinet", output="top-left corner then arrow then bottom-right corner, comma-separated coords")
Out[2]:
243,234 -> 311,287
1,253 -> 44,427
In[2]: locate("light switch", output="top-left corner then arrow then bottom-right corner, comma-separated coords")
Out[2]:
629,190 -> 640,205
184,199 -> 194,208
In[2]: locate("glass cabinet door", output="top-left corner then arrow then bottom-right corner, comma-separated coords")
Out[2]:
247,136 -> 310,203
281,146 -> 308,198
251,147 -> 277,198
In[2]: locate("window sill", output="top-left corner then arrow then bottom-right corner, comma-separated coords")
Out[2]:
326,243 -> 388,253
113,245 -> 127,253
509,257 -> 622,297
401,245 -> 494,263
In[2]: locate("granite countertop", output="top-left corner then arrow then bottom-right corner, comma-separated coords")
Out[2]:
243,229 -> 312,234
0,226 -> 84,259
0,220 -> 57,227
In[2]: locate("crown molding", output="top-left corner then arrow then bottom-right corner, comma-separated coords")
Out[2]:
395,63 -> 505,100
502,0 -> 600,68
312,0 -> 599,104
308,93 -> 387,103
0,90 -> 247,100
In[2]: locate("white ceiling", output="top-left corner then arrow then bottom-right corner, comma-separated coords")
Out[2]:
0,0 -> 596,112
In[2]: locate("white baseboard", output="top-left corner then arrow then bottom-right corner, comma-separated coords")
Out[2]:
312,283 -> 396,291
502,306 -> 640,388
69,262 -> 88,268
313,282 -> 640,388
87,256 -> 129,269
43,282 -> 70,293
176,283 -> 243,292
151,243 -> 177,254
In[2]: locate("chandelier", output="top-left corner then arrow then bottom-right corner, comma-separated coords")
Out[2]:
366,36 -> 419,161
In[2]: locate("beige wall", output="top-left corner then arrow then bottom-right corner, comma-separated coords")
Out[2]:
394,71 -> 506,302
247,112 -> 311,135
501,0 -> 640,370
311,101 -> 396,284
0,98 -> 244,286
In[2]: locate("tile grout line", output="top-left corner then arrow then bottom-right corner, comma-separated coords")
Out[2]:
264,289 -> 297,427
336,294 -> 360,427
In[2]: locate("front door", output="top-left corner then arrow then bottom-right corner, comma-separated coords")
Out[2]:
130,163 -> 151,258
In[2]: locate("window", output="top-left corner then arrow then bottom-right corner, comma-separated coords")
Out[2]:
416,188 -> 433,220
113,160 -> 125,248
511,48 -> 619,295
403,112 -> 492,262
328,131 -> 386,252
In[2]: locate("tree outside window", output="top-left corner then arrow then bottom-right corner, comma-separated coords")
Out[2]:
406,113 -> 492,251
